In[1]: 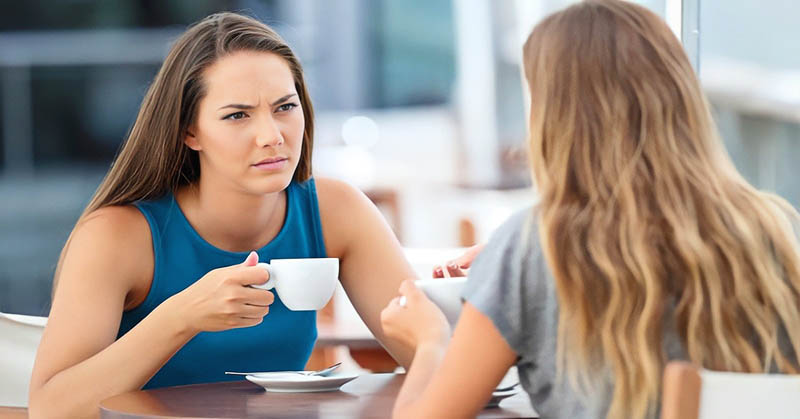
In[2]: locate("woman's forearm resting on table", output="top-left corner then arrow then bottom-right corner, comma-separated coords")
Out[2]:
28,300 -> 196,418
392,342 -> 449,419
384,300 -> 519,419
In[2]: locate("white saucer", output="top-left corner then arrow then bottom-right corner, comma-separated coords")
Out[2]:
245,372 -> 359,393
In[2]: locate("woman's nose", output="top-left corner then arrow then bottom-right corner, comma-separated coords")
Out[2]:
255,117 -> 284,147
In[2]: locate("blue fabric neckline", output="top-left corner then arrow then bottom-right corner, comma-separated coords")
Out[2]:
167,185 -> 295,259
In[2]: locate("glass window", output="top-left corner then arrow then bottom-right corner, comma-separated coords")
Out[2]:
371,0 -> 456,107
0,0 -> 266,30
698,0 -> 800,206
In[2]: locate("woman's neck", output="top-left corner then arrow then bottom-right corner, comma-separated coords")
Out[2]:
175,179 -> 287,253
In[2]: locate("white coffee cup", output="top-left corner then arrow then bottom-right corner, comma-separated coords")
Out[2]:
415,277 -> 468,326
252,258 -> 339,311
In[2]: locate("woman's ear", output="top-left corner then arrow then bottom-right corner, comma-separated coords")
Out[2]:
184,129 -> 202,151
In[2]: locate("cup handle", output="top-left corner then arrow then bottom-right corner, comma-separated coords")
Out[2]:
255,262 -> 276,290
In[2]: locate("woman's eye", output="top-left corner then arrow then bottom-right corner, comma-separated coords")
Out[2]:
223,111 -> 247,120
277,103 -> 298,112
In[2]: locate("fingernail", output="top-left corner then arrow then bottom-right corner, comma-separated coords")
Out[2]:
448,261 -> 458,268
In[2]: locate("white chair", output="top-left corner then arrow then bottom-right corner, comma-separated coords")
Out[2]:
0,312 -> 47,408
661,361 -> 800,419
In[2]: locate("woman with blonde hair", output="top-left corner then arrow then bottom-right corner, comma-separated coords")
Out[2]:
29,12 -> 417,418
381,1 -> 800,418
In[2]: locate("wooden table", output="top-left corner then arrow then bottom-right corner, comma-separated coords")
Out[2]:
0,407 -> 27,419
99,373 -> 537,418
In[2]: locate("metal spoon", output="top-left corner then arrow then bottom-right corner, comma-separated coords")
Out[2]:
494,382 -> 520,392
225,362 -> 342,377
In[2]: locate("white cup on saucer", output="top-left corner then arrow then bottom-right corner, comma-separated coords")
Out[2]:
253,258 -> 339,311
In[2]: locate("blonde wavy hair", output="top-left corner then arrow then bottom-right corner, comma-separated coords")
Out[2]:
523,1 -> 800,418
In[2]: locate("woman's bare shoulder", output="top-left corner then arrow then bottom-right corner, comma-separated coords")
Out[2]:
314,177 -> 367,204
314,177 -> 377,222
74,205 -> 151,250
62,205 -> 154,304
314,177 -> 378,257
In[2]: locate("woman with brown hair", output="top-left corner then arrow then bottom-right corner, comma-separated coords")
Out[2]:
28,12 -> 416,417
381,1 -> 800,418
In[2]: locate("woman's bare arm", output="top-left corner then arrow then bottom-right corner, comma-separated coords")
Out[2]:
389,301 -> 517,418
316,178 -> 417,368
28,206 -> 198,417
29,205 -> 274,418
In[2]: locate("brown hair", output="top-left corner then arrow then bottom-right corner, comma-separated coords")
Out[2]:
523,1 -> 800,418
55,12 -> 314,281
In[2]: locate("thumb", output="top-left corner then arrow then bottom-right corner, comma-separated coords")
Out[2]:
242,251 -> 259,266
398,279 -> 422,299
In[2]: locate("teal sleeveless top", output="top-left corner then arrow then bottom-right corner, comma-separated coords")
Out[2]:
118,179 -> 326,389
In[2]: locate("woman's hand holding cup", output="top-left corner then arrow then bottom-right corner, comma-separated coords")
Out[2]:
165,251 -> 275,334
380,280 -> 451,350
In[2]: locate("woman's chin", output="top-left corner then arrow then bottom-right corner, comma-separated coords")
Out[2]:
246,175 -> 294,195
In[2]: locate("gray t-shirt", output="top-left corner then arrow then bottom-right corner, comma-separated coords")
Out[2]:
462,207 -> 688,418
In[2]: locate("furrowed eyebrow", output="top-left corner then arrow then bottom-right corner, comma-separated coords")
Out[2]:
217,103 -> 256,111
217,94 -> 297,111
270,94 -> 297,106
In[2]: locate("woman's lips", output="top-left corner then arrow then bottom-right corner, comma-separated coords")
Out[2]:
252,157 -> 288,171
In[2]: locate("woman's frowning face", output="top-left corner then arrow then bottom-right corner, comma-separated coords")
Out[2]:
186,50 -> 305,195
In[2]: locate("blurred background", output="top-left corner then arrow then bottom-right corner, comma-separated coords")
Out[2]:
1,0 -> 798,316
